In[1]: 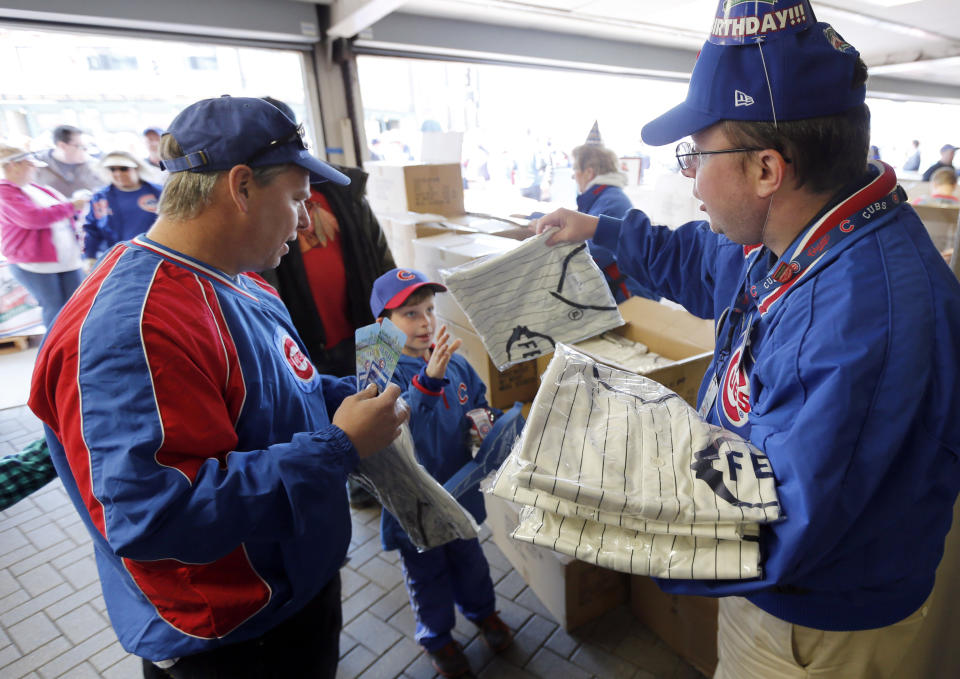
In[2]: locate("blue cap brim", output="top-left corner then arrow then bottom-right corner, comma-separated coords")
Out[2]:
641,101 -> 720,147
292,149 -> 351,185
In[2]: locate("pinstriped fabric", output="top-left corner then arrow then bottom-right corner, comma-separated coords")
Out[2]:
440,232 -> 623,369
512,506 -> 761,579
490,344 -> 780,579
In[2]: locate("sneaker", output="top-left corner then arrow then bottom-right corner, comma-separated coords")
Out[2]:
478,612 -> 512,652
426,641 -> 471,677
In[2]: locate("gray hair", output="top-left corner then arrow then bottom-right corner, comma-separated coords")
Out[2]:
157,135 -> 294,220
572,144 -> 619,176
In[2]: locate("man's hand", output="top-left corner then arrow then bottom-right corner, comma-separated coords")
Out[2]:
534,208 -> 600,245
333,383 -> 409,458
425,325 -> 462,380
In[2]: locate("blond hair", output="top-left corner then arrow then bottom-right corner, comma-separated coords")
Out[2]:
157,134 -> 295,220
931,167 -> 958,190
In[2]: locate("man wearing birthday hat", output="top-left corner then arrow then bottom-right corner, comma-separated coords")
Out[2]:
537,1 -> 960,676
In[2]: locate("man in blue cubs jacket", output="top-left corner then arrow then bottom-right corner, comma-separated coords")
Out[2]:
30,96 -> 407,678
536,2 -> 960,677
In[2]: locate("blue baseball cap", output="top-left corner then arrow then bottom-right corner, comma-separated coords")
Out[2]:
370,269 -> 447,318
641,0 -> 866,146
142,126 -> 164,136
161,96 -> 349,185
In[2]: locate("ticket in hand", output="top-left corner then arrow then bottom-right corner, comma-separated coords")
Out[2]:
355,318 -> 406,391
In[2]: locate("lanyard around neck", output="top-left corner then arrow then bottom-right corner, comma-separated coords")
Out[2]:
716,161 -> 904,361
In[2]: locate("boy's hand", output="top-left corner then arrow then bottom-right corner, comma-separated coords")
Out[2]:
534,208 -> 600,246
333,383 -> 409,458
426,325 -> 462,380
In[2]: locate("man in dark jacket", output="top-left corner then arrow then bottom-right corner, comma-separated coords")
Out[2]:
259,98 -> 395,508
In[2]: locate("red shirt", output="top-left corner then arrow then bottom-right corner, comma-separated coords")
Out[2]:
298,191 -> 352,349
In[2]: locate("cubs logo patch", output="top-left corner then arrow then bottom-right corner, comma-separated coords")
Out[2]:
92,198 -> 111,219
824,26 -> 854,53
838,219 -> 854,233
138,194 -> 158,213
274,327 -> 319,392
397,270 -> 415,281
457,382 -> 469,405
720,344 -> 750,428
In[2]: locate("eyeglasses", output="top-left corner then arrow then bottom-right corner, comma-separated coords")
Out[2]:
108,166 -> 132,173
244,123 -> 308,165
675,142 -> 764,173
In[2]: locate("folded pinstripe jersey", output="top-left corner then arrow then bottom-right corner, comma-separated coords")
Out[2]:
494,454 -> 754,540
501,344 -> 781,526
573,332 -> 672,375
487,344 -> 780,579
512,506 -> 761,579
440,231 -> 624,370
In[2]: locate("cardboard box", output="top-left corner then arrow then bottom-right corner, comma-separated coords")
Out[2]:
440,214 -> 532,240
913,203 -> 959,251
485,493 -> 629,630
630,575 -> 718,677
536,296 -> 715,407
377,212 -> 465,269
439,315 -> 539,409
413,232 -> 523,328
366,162 -> 465,216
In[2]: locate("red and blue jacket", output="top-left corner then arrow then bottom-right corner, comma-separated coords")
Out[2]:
29,236 -> 358,661
592,162 -> 960,631
379,352 -> 491,551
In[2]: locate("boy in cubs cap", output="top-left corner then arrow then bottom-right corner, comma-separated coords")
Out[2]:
370,267 -> 514,676
534,2 -> 960,677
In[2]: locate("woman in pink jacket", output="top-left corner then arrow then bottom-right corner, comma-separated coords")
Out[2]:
0,144 -> 89,331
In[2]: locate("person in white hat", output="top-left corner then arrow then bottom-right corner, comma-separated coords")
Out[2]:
81,150 -> 162,271
0,143 -> 88,331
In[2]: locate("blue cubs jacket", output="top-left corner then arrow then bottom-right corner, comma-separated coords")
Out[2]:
83,182 -> 162,259
29,236 -> 358,661
592,162 -> 960,631
578,183 -> 656,302
380,352 -> 492,551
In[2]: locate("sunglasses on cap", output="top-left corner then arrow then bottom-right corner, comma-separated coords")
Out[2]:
243,123 -> 308,165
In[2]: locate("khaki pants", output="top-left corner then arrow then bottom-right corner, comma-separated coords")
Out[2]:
714,596 -> 928,679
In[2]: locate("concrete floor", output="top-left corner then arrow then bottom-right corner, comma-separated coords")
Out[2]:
0,403 -> 702,679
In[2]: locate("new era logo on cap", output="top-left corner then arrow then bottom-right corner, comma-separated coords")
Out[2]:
734,90 -> 755,107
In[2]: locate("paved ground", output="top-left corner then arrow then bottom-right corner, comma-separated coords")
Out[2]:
0,404 -> 703,679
